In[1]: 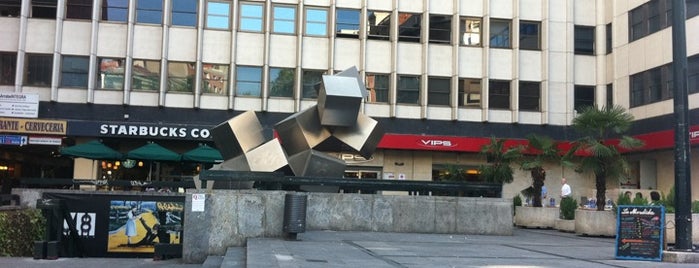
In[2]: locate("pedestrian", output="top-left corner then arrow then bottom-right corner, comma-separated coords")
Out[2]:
541,184 -> 548,207
561,178 -> 571,198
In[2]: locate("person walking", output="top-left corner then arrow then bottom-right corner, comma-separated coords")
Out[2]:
561,178 -> 572,198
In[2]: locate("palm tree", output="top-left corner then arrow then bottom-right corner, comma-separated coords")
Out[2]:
520,134 -> 573,207
571,105 -> 644,211
478,137 -> 522,184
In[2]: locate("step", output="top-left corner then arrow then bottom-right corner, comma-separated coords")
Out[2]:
201,255 -> 223,268
220,247 -> 246,268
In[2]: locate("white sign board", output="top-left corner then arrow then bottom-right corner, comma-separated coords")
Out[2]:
0,93 -> 39,118
29,136 -> 62,145
192,193 -> 206,212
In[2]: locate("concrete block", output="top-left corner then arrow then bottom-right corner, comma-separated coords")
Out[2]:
211,111 -> 266,159
664,213 -> 699,244
332,113 -> 384,159
372,196 -> 395,232
262,191 -> 285,237
306,193 -> 333,230
514,206 -> 560,229
554,218 -> 575,233
663,250 -> 699,263
317,75 -> 363,127
274,105 -> 332,156
434,197 -> 458,233
394,196 -> 435,233
575,209 -> 616,237
183,190 -> 215,264
237,194 -> 265,237
346,194 -> 374,231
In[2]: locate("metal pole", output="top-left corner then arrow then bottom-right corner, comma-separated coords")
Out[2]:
671,0 -> 693,251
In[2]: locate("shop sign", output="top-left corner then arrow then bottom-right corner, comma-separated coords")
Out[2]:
0,117 -> 67,135
98,124 -> 211,139
0,135 -> 28,146
690,130 -> 699,141
29,136 -> 63,145
417,139 -> 457,148
0,92 -> 39,118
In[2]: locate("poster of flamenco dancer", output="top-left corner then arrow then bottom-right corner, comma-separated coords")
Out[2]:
107,200 -> 183,253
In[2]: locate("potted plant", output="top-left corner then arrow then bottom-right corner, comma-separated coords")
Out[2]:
555,196 -> 577,232
660,187 -> 699,244
478,137 -> 522,184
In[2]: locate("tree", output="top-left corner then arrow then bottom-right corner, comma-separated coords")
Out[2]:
571,105 -> 644,211
520,134 -> 573,207
478,137 -> 522,184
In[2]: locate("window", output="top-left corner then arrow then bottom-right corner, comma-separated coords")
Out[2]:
25,54 -> 52,86
648,68 -> 663,102
574,85 -> 595,113
302,70 -> 324,99
32,0 -> 57,19
398,13 -> 421,42
136,0 -> 162,24
97,58 -> 125,89
648,0 -> 661,32
519,21 -> 540,50
365,73 -> 389,103
629,5 -> 646,41
206,1 -> 230,29
167,62 -> 195,92
518,82 -> 540,111
61,56 -> 89,87
336,9 -> 360,38
239,2 -> 263,32
172,0 -> 197,27
460,18 -> 481,46
630,73 -> 644,107
397,75 -> 420,104
235,66 -> 262,97
689,54 -> 699,94
66,0 -> 92,20
432,164 -> 483,182
305,7 -> 327,36
605,23 -> 612,54
269,67 -> 295,97
0,52 -> 16,85
202,64 -> 228,94
490,19 -> 511,48
0,0 -> 21,17
488,80 -> 510,109
458,78 -> 481,107
628,0 -> 677,42
102,0 -> 128,22
689,0 -> 699,18
428,77 -> 451,105
574,26 -> 594,55
606,84 -> 613,107
629,63 -> 677,107
367,10 -> 390,40
662,65 -> 674,98
132,59 -> 160,91
273,5 -> 296,34
429,15 -> 451,44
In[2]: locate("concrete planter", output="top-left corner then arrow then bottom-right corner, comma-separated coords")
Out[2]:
664,213 -> 699,244
554,219 -> 575,232
575,209 -> 616,237
514,206 -> 559,229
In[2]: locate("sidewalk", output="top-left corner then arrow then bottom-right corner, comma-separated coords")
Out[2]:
1,228 -> 697,267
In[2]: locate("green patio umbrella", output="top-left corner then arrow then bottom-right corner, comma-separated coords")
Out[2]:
181,144 -> 223,163
126,142 -> 181,161
60,140 -> 123,160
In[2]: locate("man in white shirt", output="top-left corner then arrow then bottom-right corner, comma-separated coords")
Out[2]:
561,178 -> 572,198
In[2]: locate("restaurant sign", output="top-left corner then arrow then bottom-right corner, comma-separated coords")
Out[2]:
0,117 -> 67,135
0,92 -> 39,118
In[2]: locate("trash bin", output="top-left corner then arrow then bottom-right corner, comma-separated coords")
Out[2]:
282,193 -> 307,240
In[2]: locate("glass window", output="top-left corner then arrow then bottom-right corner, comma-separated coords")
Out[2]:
172,0 -> 197,27
302,70 -> 324,99
490,19 -> 510,48
630,72 -> 644,107
519,21 -> 540,50
648,0 -> 661,32
397,75 -> 420,104
66,0 -> 92,20
398,13 -> 421,42
25,54 -> 53,87
239,2 -> 263,32
460,17 -> 481,46
606,83 -> 613,108
202,63 -> 228,95
132,59 -> 160,91
429,15 -> 451,44
662,64 -> 674,98
428,77 -> 450,105
32,0 -> 57,19
269,67 -> 295,97
689,54 -> 699,94
629,5 -> 646,41
97,58 -> 125,89
61,56 -> 89,87
366,73 -> 389,103
0,0 -> 21,17
273,5 -> 296,34
518,81 -> 540,111
663,0 -> 673,28
574,25 -> 594,55
488,80 -> 510,109
367,10 -> 390,40
458,78 -> 481,107
0,52 -> 16,85
648,68 -> 662,102
305,7 -> 327,36
336,9 -> 360,38
167,62 -> 195,92
235,66 -> 262,97
574,85 -> 595,112
136,0 -> 162,24
689,0 -> 699,18
102,0 -> 128,22
606,23 -> 612,54
206,1 -> 230,29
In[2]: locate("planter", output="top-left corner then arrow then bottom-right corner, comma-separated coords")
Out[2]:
554,219 -> 575,232
575,209 -> 616,237
664,213 -> 699,244
514,206 -> 559,229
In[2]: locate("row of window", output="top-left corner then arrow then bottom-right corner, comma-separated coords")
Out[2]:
629,0 -> 699,42
630,54 -> 699,107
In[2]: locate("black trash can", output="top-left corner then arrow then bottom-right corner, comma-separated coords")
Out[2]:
282,193 -> 307,240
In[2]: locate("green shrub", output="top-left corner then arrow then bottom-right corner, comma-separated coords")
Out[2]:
616,193 -> 632,206
632,196 -> 649,206
0,209 -> 46,257
513,194 -> 522,207
661,187 -> 676,213
693,201 -> 699,214
560,197 -> 577,220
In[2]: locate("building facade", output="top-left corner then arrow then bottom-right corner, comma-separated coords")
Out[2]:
0,0 -> 698,200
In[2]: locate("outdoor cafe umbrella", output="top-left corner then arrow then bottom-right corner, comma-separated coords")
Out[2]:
126,142 -> 181,181
60,140 -> 123,160
181,144 -> 223,163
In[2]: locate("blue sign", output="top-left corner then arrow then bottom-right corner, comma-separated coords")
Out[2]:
0,135 -> 28,146
615,205 -> 664,261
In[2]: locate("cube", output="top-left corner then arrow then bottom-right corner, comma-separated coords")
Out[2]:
210,111 -> 266,159
274,105 -> 332,156
287,149 -> 346,178
332,113 -> 384,159
317,75 -> 363,127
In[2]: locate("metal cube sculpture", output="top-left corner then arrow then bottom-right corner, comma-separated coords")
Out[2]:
287,149 -> 346,178
317,75 -> 363,127
211,111 -> 266,159
274,106 -> 332,156
332,113 -> 384,159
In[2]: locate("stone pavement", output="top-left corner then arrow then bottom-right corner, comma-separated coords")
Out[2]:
1,228 -> 697,268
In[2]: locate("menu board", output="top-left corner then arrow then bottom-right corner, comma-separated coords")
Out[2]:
615,205 -> 664,261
